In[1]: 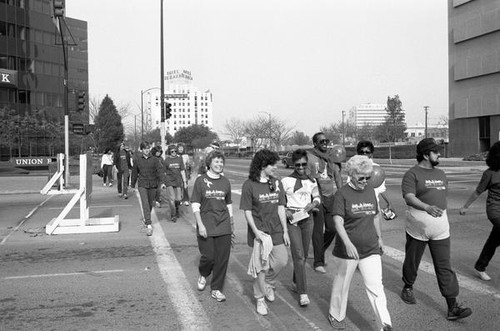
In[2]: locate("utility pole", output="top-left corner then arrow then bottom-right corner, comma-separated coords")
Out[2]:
160,0 -> 166,156
424,106 -> 429,138
342,111 -> 346,147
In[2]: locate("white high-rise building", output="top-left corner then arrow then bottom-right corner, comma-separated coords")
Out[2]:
348,103 -> 388,127
147,70 -> 213,136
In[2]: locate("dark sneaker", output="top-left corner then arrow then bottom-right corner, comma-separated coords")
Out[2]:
328,314 -> 346,330
382,324 -> 393,331
401,287 -> 417,304
123,194 -> 128,199
447,303 -> 472,321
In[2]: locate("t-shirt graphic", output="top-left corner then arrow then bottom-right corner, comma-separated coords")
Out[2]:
425,179 -> 446,190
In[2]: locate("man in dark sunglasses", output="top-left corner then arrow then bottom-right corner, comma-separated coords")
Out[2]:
307,132 -> 343,274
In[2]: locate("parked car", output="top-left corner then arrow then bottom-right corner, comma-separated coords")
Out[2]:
282,151 -> 294,168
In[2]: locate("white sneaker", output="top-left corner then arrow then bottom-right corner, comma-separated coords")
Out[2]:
146,225 -> 152,236
475,269 -> 491,281
211,290 -> 226,302
197,275 -> 206,291
265,284 -> 275,302
299,294 -> 310,306
256,297 -> 268,315
314,266 -> 326,274
155,201 -> 161,208
183,201 -> 190,206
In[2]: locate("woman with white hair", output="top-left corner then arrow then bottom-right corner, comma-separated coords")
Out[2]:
328,155 -> 392,331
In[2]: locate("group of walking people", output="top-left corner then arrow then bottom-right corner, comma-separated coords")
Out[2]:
129,135 -> 499,330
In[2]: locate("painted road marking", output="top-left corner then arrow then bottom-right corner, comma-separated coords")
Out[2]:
135,189 -> 211,330
0,195 -> 55,246
3,269 -> 125,280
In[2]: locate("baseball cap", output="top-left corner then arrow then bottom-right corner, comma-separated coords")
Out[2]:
417,138 -> 440,154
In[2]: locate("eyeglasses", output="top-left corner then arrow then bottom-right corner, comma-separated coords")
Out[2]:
318,139 -> 330,145
359,150 -> 372,155
170,150 -> 177,153
355,176 -> 371,182
294,162 -> 307,168
267,179 -> 276,192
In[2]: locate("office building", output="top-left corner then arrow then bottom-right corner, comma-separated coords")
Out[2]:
448,0 -> 500,156
0,0 -> 88,159
348,103 -> 388,127
147,69 -> 213,137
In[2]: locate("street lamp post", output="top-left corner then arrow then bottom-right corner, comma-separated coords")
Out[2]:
424,106 -> 429,138
140,87 -> 160,141
342,111 -> 346,147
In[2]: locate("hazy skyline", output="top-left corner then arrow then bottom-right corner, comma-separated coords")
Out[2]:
66,0 -> 449,138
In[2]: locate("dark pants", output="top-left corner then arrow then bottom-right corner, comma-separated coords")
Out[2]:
102,164 -> 113,184
313,194 -> 336,268
117,170 -> 130,195
402,233 -> 459,299
197,234 -> 232,291
289,216 -> 313,294
138,187 -> 157,225
475,223 -> 500,272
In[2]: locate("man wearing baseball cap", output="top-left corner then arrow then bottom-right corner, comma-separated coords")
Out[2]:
400,138 -> 472,321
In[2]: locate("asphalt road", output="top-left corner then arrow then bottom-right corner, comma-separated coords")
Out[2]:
0,159 -> 498,330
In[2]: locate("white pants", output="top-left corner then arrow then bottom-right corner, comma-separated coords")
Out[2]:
329,254 -> 392,329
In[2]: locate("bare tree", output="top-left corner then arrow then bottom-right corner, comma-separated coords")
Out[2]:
243,117 -> 267,152
269,116 -> 293,151
224,118 -> 246,148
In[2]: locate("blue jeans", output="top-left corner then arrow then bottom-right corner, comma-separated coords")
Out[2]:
288,215 -> 313,294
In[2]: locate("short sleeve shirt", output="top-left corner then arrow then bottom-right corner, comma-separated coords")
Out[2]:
239,178 -> 286,246
476,169 -> 500,221
402,165 -> 447,210
332,184 -> 380,259
191,174 -> 232,236
163,155 -> 185,187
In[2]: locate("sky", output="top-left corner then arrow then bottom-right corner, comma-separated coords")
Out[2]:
65,0 -> 449,138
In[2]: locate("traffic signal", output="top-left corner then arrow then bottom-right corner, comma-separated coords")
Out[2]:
77,91 -> 86,112
53,0 -> 65,17
166,102 -> 172,119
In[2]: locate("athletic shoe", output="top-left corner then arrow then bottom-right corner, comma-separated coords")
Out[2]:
103,183 -> 106,187
401,287 -> 417,304
123,194 -> 128,199
256,297 -> 268,316
328,314 -> 346,330
211,290 -> 226,302
118,193 -> 123,197
265,284 -> 275,302
197,275 -> 206,291
183,201 -> 190,206
475,269 -> 491,281
382,324 -> 393,331
314,266 -> 326,274
146,225 -> 153,236
299,294 -> 310,306
171,215 -> 177,223
109,183 -> 113,187
155,201 -> 161,208
447,303 -> 472,321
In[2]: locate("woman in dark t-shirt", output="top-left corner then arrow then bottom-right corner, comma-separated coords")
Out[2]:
327,155 -> 392,331
460,141 -> 500,281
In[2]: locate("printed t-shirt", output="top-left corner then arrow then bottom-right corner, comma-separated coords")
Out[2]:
402,165 -> 447,210
476,169 -> 500,222
163,155 -> 185,187
332,184 -> 380,259
239,178 -> 286,246
191,174 -> 232,236
119,150 -> 129,171
281,176 -> 318,209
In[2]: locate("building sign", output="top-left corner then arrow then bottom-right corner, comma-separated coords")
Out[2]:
13,157 -> 54,167
0,68 -> 18,88
165,69 -> 192,81
165,94 -> 188,99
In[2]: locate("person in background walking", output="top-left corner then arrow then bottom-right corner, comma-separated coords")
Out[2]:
131,141 -> 166,236
114,142 -> 132,199
307,132 -> 343,274
150,146 -> 164,208
240,149 -> 289,316
101,148 -> 114,187
191,151 -> 234,302
328,155 -> 392,331
459,141 -> 500,281
163,145 -> 187,222
281,149 -> 320,307
400,138 -> 472,321
178,144 -> 192,206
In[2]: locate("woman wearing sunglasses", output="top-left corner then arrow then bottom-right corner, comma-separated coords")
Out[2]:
328,155 -> 392,331
240,149 -> 289,316
281,149 -> 320,307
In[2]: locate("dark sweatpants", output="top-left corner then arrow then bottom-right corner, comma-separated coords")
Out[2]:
197,234 -> 232,291
138,186 -> 157,225
475,224 -> 500,272
402,233 -> 459,299
312,194 -> 337,268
